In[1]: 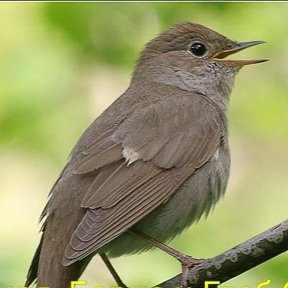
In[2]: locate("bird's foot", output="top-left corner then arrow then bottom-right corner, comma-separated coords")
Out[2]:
177,254 -> 205,288
129,229 -> 206,287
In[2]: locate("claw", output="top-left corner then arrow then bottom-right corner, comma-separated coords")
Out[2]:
178,255 -> 205,288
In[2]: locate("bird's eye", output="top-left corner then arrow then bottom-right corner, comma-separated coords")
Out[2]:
189,42 -> 207,57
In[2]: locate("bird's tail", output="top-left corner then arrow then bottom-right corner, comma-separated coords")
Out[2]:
25,230 -> 90,288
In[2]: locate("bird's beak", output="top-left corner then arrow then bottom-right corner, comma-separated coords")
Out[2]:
212,40 -> 268,66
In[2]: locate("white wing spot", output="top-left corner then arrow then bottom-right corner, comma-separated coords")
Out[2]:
212,148 -> 219,161
122,147 -> 140,166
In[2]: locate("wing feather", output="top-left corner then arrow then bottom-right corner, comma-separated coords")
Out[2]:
81,160 -> 162,209
75,142 -> 122,174
64,169 -> 174,263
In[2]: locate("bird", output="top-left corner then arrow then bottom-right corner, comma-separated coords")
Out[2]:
25,22 -> 267,288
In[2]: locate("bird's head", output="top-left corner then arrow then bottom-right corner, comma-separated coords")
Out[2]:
133,22 -> 267,104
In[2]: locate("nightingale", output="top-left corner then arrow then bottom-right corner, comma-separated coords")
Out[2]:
26,22 -> 267,288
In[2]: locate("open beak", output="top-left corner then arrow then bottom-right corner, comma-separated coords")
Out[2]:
213,40 -> 268,66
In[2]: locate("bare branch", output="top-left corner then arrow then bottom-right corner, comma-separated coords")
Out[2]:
157,219 -> 288,288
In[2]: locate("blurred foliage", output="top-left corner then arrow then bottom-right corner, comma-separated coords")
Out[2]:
0,2 -> 287,287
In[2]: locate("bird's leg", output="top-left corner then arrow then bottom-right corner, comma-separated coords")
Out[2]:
129,229 -> 205,288
99,253 -> 128,288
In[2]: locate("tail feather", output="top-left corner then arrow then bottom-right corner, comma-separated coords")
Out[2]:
25,221 -> 92,288
25,234 -> 44,286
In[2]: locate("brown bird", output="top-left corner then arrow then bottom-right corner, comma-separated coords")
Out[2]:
26,22 -> 267,288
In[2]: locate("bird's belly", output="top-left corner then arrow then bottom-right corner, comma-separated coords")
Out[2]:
99,148 -> 230,257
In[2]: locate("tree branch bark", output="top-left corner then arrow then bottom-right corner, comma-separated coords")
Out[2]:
157,219 -> 288,288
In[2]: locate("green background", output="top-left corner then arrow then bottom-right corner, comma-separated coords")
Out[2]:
0,2 -> 287,287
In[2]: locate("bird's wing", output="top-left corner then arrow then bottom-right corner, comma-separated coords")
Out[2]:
64,94 -> 223,265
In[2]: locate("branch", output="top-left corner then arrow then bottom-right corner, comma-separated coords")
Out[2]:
157,219 -> 288,288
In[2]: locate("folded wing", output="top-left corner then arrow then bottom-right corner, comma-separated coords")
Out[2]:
63,94 -> 223,265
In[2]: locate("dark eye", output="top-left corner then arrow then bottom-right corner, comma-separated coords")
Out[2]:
189,42 -> 207,57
